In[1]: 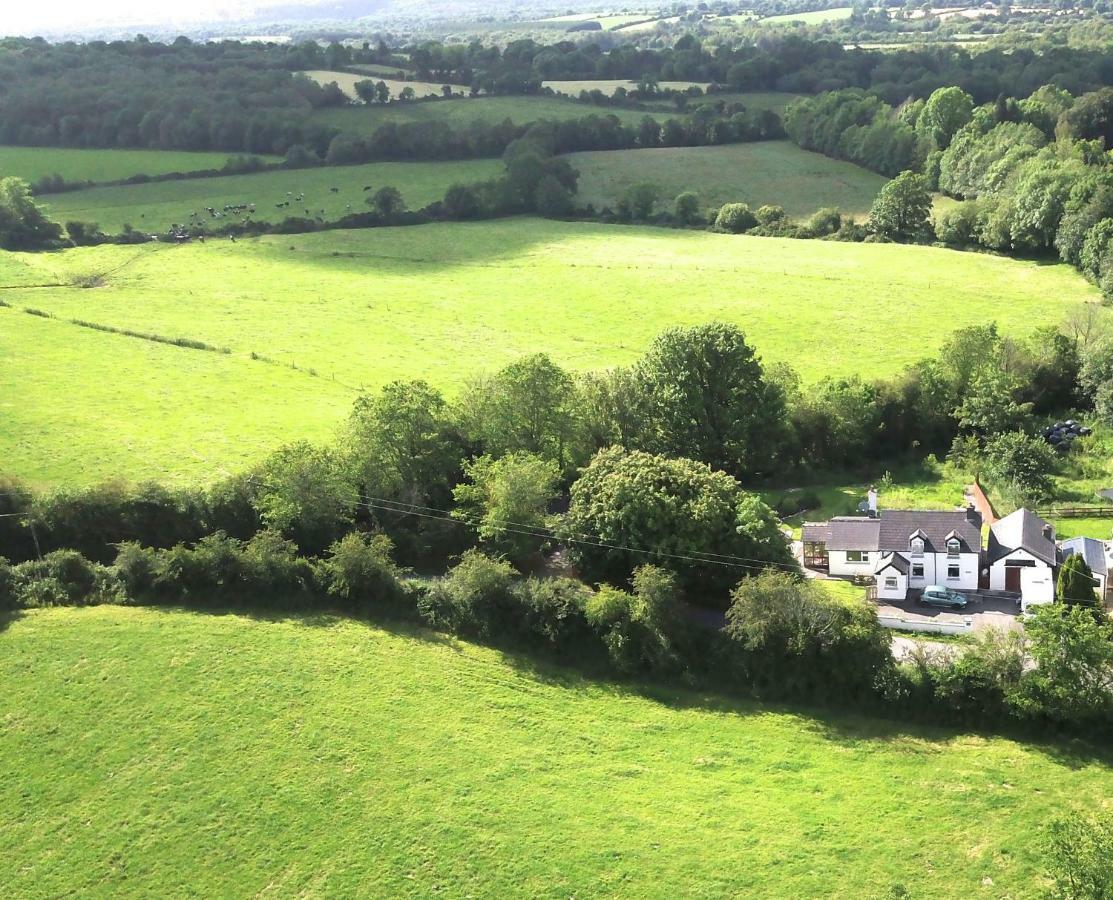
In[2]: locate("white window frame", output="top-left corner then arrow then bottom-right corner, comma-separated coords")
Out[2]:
910,538 -> 925,557
846,550 -> 869,564
911,563 -> 925,579
947,564 -> 961,580
884,577 -> 898,590
946,539 -> 961,559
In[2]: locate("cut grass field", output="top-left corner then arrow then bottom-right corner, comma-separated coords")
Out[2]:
0,218 -> 1100,485
0,146 -> 274,185
762,6 -> 855,25
309,95 -> 652,135
543,79 -> 710,95
569,141 -> 888,219
1,605 -> 1109,898
41,158 -> 503,234
300,69 -> 466,100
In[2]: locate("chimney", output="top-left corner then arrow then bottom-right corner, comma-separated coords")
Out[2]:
867,486 -> 878,518
1043,523 -> 1054,541
965,503 -> 981,526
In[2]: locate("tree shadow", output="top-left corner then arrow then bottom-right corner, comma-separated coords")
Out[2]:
0,608 -> 24,634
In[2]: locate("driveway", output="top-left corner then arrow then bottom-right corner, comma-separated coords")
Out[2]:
877,593 -> 1023,633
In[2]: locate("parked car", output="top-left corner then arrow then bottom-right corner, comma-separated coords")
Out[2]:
918,586 -> 968,610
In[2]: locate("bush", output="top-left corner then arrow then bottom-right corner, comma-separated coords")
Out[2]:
12,550 -> 122,607
417,550 -> 516,637
319,532 -> 404,613
754,204 -> 787,226
584,565 -> 684,674
805,207 -> 842,237
713,202 -> 757,233
0,557 -> 14,610
673,191 -> 702,225
512,576 -> 593,653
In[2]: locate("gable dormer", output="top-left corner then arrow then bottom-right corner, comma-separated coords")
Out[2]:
944,530 -> 962,557
909,529 -> 926,556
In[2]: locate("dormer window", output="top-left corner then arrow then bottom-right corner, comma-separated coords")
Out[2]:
910,537 -> 925,557
947,538 -> 961,558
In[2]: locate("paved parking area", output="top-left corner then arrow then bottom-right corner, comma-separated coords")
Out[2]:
877,593 -> 1023,632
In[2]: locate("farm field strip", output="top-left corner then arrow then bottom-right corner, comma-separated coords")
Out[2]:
0,605 -> 1108,898
0,218 -> 1099,486
543,79 -> 711,95
0,146 -> 277,185
300,70 -> 466,100
41,158 -> 503,234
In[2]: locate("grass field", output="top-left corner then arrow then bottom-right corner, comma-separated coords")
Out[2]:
569,142 -> 888,218
650,90 -> 805,114
300,70 -> 465,100
762,6 -> 855,25
0,218 -> 1100,486
309,95 -> 652,135
1,605 -> 1108,898
543,79 -> 710,96
41,158 -> 503,234
0,146 -> 272,185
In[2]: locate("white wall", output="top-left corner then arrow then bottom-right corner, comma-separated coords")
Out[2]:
906,552 -> 979,591
989,549 -> 1050,590
876,570 -> 907,601
1020,566 -> 1055,611
827,550 -> 877,577
878,614 -> 975,636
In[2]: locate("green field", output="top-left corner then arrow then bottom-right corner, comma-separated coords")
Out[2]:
41,158 -> 503,234
0,218 -> 1100,486
763,6 -> 855,25
543,79 -> 710,95
301,69 -> 466,100
0,146 -> 272,185
569,142 -> 888,218
309,95 -> 652,135
0,605 -> 1108,898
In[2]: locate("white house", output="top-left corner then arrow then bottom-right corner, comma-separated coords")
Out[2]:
1059,536 -> 1111,603
987,508 -> 1058,611
802,496 -> 982,602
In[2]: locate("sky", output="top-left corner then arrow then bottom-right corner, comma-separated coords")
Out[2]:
5,1 -> 338,35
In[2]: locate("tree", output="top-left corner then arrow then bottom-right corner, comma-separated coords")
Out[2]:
252,442 -> 356,554
673,191 -> 702,225
353,79 -> 378,104
1017,604 -> 1113,724
375,80 -> 390,104
442,183 -> 482,219
724,571 -> 893,701
954,367 -> 1032,439
370,186 -> 405,218
1080,339 -> 1113,426
616,182 -> 661,222
320,532 -> 403,609
633,323 -> 789,478
714,202 -> 757,233
1045,811 -> 1113,900
399,86 -> 417,102
1057,552 -> 1099,610
344,380 -> 462,507
534,174 -> 574,218
868,171 -> 932,242
452,452 -> 560,566
560,447 -> 796,597
980,431 -> 1056,504
461,354 -> 584,470
917,86 -> 974,149
0,177 -> 63,250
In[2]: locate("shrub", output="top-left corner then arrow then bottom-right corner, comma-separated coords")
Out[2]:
804,207 -> 841,237
1045,810 -> 1113,900
12,550 -> 122,607
417,550 -> 516,637
0,557 -> 14,610
673,191 -> 702,225
754,204 -> 787,226
713,202 -> 757,233
583,565 -> 684,674
512,576 -> 593,653
319,532 -> 404,613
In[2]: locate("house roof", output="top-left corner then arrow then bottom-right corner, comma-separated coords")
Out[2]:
875,552 -> 909,575
1059,536 -> 1108,578
801,508 -> 981,553
988,508 -> 1057,567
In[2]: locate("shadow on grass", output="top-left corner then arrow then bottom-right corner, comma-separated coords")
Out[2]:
0,608 -> 24,634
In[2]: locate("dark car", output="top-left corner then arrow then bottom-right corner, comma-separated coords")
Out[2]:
918,585 -> 968,610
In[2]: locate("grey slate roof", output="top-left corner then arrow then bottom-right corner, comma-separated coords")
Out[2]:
875,552 -> 909,575
1059,536 -> 1108,578
801,508 -> 981,553
988,508 -> 1057,567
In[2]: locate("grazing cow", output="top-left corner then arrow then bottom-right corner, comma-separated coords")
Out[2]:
330,187 -> 339,193
362,185 -> 373,191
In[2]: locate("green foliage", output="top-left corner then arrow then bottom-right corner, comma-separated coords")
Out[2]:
724,571 -> 892,703
370,186 -> 405,219
11,550 -> 122,607
0,557 -> 14,611
417,549 -> 516,637
980,431 -> 1056,504
511,576 -> 593,653
805,206 -> 842,237
562,447 -> 795,598
319,531 -> 403,612
584,565 -> 684,674
452,453 -> 560,566
0,177 -> 63,250
1045,811 -> 1113,900
633,322 -> 789,477
534,174 -> 574,218
935,199 -> 981,245
616,181 -> 661,222
954,367 -> 1032,439
1057,552 -> 1100,609
917,87 -> 974,150
673,190 -> 702,225
868,171 -> 932,242
713,201 -> 757,233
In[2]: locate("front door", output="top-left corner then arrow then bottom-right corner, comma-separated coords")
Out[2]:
1005,566 -> 1022,592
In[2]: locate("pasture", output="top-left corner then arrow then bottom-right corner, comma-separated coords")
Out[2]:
569,141 -> 888,218
41,158 -> 503,234
0,218 -> 1099,485
543,79 -> 711,95
309,95 -> 652,135
762,6 -> 855,25
300,70 -> 465,101
1,605 -> 1109,898
0,146 -> 269,185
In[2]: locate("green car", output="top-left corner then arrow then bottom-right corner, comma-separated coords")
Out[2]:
918,586 -> 968,610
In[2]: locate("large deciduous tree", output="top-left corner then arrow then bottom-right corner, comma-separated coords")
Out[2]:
0,177 -> 63,250
868,170 -> 932,242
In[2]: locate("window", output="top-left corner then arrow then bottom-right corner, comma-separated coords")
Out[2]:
947,565 -> 960,580
884,577 -> 898,589
910,538 -> 924,556
947,538 -> 961,558
912,563 -> 925,578
846,551 -> 868,564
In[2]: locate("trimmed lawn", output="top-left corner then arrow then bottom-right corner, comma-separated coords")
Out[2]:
1,605 -> 1109,898
0,218 -> 1100,485
569,141 -> 888,219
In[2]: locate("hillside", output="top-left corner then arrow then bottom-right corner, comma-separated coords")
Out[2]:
0,218 -> 1099,485
0,606 -> 1108,898
569,142 -> 887,218
0,146 -> 275,185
